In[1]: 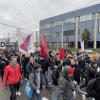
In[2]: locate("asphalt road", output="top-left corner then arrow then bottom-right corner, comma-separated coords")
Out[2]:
0,77 -> 95,100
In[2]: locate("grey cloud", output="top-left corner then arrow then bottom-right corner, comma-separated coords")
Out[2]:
0,0 -> 100,37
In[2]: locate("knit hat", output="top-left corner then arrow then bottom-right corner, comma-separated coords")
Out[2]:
64,66 -> 74,75
68,67 -> 74,75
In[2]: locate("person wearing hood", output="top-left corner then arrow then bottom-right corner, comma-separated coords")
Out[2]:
57,66 -> 75,100
2,56 -> 22,100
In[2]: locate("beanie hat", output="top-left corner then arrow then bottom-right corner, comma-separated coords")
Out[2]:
64,66 -> 74,75
68,67 -> 74,75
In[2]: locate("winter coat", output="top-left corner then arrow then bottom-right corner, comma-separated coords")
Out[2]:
52,66 -> 60,86
40,59 -> 48,73
94,72 -> 100,100
2,64 -> 22,88
84,66 -> 97,85
86,72 -> 100,100
0,59 -> 9,72
29,71 -> 45,91
63,58 -> 71,66
78,60 -> 85,73
72,65 -> 81,84
57,73 -> 74,100
26,62 -> 41,79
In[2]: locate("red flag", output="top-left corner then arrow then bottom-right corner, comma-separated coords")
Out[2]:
40,36 -> 47,58
20,34 -> 31,52
42,36 -> 46,48
59,48 -> 65,61
40,45 -> 47,58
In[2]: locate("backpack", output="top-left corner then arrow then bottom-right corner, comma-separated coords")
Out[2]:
86,78 -> 96,97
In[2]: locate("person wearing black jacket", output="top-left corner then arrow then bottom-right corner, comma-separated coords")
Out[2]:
52,60 -> 60,100
70,59 -> 81,85
26,56 -> 35,79
23,56 -> 29,79
81,59 -> 97,89
39,57 -> 49,88
78,58 -> 86,81
0,56 -> 9,80
26,56 -> 42,80
85,60 -> 97,85
86,72 -> 100,100
94,72 -> 100,100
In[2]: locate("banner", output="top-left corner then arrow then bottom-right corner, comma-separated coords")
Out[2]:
17,30 -> 35,53
0,41 -> 5,50
20,34 -> 32,52
80,39 -> 84,51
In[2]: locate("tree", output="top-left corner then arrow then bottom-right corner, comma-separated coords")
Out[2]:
82,28 -> 90,48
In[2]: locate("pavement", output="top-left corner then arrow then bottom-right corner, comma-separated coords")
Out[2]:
0,78 -> 52,100
0,77 -> 95,100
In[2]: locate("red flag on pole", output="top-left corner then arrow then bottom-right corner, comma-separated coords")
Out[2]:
42,35 -> 46,48
40,45 -> 47,58
59,48 -> 65,61
20,34 -> 31,52
40,36 -> 47,58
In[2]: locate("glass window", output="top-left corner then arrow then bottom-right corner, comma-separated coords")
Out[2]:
56,21 -> 62,26
80,14 -> 92,22
64,30 -> 75,36
97,13 -> 100,19
40,23 -> 51,29
64,18 -> 75,24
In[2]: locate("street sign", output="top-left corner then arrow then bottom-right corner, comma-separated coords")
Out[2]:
0,42 -> 5,49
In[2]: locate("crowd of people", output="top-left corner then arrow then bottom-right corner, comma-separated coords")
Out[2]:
0,48 -> 100,100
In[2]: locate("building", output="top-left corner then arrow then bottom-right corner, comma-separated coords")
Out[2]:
40,3 -> 100,49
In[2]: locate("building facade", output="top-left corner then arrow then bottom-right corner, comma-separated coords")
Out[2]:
40,4 -> 100,49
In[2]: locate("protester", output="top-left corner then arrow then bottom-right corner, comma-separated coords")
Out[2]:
70,58 -> 81,85
86,72 -> 100,100
0,56 -> 8,79
80,58 -> 97,89
29,63 -> 45,100
26,56 -> 35,79
52,60 -> 60,100
1,47 -> 100,100
57,66 -> 75,100
2,56 -> 22,100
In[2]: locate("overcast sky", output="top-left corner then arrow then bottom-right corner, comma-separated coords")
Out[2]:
0,0 -> 100,38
